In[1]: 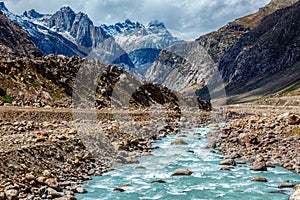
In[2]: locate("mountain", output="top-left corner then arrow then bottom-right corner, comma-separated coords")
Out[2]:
219,0 -> 300,102
146,0 -> 299,103
102,19 -> 183,76
0,2 -> 88,57
196,0 -> 298,63
0,3 -> 134,69
0,10 -> 42,57
0,3 -> 183,74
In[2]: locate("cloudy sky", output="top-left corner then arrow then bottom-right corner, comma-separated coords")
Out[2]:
3,0 -> 270,39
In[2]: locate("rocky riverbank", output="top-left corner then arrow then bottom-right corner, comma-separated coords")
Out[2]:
209,112 -> 300,199
0,107 -> 212,200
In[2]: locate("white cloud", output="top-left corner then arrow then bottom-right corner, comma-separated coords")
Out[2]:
3,0 -> 270,39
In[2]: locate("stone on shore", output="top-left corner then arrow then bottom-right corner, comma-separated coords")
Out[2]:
4,189 -> 19,200
47,188 -> 64,198
287,114 -> 300,125
75,187 -> 87,194
289,184 -> 300,200
250,161 -> 267,171
53,195 -> 77,200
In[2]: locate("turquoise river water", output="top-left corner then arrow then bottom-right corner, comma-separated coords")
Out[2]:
76,127 -> 300,200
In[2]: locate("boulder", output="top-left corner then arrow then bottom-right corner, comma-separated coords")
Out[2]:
171,138 -> 188,145
205,140 -> 217,149
113,188 -> 125,192
278,182 -> 296,188
250,161 -> 267,171
171,168 -> 193,176
75,187 -> 87,194
151,179 -> 166,183
289,184 -> 300,200
251,177 -> 268,182
220,159 -> 236,166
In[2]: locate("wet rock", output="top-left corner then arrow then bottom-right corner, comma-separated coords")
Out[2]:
278,181 -> 296,188
122,184 -> 131,187
220,166 -> 233,170
269,190 -> 286,194
75,187 -> 87,194
141,152 -> 152,156
250,161 -> 267,171
220,159 -> 236,166
205,140 -> 217,149
135,166 -> 146,169
251,177 -> 268,182
171,138 -> 188,145
171,168 -> 193,176
113,188 -> 125,192
151,179 -> 166,183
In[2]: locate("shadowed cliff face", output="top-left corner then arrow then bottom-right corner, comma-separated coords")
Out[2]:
0,12 -> 42,58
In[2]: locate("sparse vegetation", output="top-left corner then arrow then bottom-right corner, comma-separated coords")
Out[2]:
0,86 -> 13,103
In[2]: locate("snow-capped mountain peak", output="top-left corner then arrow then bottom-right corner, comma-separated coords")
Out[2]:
147,20 -> 165,29
0,2 -> 8,12
23,9 -> 44,19
100,19 -> 144,36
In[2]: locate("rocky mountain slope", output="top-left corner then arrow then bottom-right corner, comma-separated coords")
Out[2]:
0,55 -> 187,110
0,11 -> 41,57
196,0 -> 298,63
146,0 -> 299,103
219,0 -> 300,102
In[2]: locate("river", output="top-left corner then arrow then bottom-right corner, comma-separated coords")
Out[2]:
76,127 -> 300,200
